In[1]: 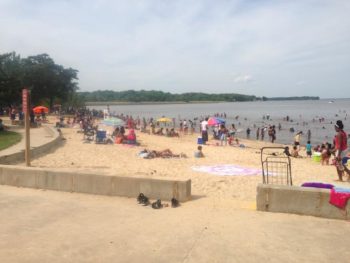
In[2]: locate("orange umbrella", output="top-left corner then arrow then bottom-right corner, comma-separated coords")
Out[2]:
33,106 -> 49,114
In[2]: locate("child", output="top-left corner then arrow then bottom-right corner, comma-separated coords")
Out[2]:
194,145 -> 204,158
306,141 -> 312,158
321,143 -> 331,165
291,146 -> 300,158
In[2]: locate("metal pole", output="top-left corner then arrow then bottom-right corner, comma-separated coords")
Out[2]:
24,89 -> 30,166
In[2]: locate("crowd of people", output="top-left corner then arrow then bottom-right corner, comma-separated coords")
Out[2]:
1,104 -> 349,181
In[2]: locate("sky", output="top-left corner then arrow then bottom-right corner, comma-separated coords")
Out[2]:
1,0 -> 349,98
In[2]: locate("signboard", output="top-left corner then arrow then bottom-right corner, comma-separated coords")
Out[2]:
22,89 -> 28,113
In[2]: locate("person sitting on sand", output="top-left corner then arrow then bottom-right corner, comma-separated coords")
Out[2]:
112,127 -> 120,137
169,128 -> 179,137
194,145 -> 204,158
284,146 -> 291,157
115,131 -> 124,144
155,128 -> 164,135
126,129 -> 136,144
291,146 -> 301,158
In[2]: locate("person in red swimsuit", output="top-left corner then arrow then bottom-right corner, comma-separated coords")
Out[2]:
334,120 -> 349,181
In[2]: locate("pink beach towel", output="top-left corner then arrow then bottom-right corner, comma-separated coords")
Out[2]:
191,164 -> 261,176
329,188 -> 350,209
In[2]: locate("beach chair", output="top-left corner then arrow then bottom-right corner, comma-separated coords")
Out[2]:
261,147 -> 293,186
95,130 -> 107,144
83,129 -> 95,143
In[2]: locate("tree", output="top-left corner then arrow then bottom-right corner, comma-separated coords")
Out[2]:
22,54 -> 79,108
0,52 -> 23,106
1,52 -> 79,109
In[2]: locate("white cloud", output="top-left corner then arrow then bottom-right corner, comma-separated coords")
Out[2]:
0,0 -> 349,97
234,74 -> 252,83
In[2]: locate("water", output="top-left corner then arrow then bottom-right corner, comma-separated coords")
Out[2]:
87,99 -> 350,145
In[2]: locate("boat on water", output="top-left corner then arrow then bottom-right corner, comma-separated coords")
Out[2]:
328,100 -> 334,103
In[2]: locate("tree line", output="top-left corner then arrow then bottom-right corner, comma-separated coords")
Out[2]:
0,52 -> 80,109
78,90 -> 258,103
78,90 -> 320,103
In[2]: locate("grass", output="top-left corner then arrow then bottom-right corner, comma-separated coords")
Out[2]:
0,131 -> 22,151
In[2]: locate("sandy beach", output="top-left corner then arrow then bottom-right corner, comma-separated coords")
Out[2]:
2,120 -> 350,262
26,121 -> 345,204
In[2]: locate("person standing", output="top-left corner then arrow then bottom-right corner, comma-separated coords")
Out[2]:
246,127 -> 251,139
256,127 -> 260,140
334,120 -> 349,181
306,141 -> 312,158
294,131 -> 303,149
307,129 -> 311,142
219,124 -> 228,146
260,127 -> 265,141
271,125 -> 276,143
201,118 -> 209,145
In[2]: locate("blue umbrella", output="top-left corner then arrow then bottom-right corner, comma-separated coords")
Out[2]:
101,117 -> 125,127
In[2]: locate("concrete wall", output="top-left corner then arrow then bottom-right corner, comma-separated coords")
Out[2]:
257,184 -> 350,220
0,126 -> 62,164
0,165 -> 191,202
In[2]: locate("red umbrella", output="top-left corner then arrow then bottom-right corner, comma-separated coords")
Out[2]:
33,106 -> 49,114
207,117 -> 225,126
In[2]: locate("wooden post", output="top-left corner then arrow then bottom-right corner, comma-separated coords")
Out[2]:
23,88 -> 30,166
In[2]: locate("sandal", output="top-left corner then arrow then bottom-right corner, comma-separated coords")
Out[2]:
137,193 -> 149,206
151,199 -> 163,209
171,198 -> 180,208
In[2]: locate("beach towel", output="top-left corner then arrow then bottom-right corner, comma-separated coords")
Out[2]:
191,164 -> 261,176
329,188 -> 350,209
301,182 -> 334,189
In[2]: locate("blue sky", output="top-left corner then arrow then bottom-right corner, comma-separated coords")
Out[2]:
1,0 -> 349,98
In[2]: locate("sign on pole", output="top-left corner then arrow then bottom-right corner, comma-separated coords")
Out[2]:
23,88 -> 30,166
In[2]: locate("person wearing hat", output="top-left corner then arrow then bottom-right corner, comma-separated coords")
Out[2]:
334,120 -> 349,181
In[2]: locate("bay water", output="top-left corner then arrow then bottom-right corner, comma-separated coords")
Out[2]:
88,99 -> 350,146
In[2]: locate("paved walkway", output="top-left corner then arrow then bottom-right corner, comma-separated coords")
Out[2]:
0,124 -> 57,160
0,185 -> 349,263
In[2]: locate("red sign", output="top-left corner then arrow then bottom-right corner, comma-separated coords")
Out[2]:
22,89 -> 28,113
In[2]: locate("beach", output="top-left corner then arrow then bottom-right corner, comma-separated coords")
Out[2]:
2,121 -> 350,262
26,122 -> 342,204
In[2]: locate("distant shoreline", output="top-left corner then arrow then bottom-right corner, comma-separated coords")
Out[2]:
85,101 -> 229,106
85,98 -> 320,106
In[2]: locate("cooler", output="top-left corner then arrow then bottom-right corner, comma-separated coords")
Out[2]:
312,152 -> 321,163
197,137 -> 203,144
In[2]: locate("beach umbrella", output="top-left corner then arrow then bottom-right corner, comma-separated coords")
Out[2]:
207,117 -> 225,126
157,117 -> 172,123
101,117 -> 125,127
33,106 -> 49,114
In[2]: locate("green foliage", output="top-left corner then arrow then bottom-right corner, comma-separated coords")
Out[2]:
0,52 -> 24,105
266,96 -> 319,101
0,52 -> 79,108
78,90 -> 258,103
0,130 -> 22,150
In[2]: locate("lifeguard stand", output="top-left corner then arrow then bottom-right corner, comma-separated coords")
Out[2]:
261,147 -> 293,186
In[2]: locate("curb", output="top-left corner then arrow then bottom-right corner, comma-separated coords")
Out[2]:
0,125 -> 62,164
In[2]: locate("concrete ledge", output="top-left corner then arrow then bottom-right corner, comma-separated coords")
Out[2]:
0,165 -> 191,202
0,126 -> 62,164
257,184 -> 350,220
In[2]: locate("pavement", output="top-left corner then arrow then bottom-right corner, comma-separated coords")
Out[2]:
0,185 -> 350,263
0,121 -> 57,162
